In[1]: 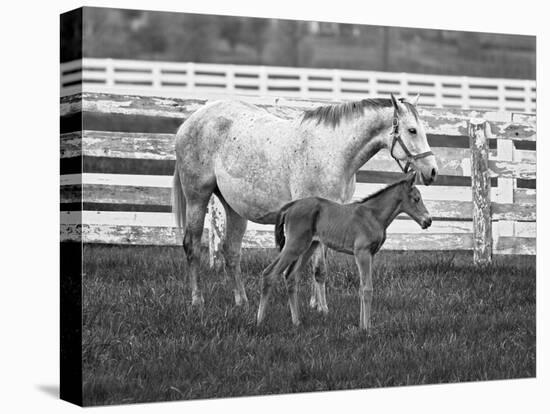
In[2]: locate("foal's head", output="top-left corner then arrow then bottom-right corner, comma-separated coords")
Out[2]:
400,173 -> 432,229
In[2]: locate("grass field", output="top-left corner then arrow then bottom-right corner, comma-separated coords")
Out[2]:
82,245 -> 535,406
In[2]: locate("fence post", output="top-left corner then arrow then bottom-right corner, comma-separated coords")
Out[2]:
497,80 -> 506,112
226,65 -> 235,94
105,58 -> 115,88
460,76 -> 469,109
187,62 -> 195,93
258,66 -> 268,96
468,119 -> 492,265
151,64 -> 161,90
332,69 -> 341,100
496,127 -> 515,242
526,80 -> 536,113
400,72 -> 408,98
207,196 -> 225,270
299,70 -> 308,99
434,79 -> 443,108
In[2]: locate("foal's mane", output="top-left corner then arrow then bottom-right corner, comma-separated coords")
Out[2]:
301,98 -> 419,127
356,176 -> 411,204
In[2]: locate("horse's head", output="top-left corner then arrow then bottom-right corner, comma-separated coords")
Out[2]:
388,94 -> 438,185
401,172 -> 432,229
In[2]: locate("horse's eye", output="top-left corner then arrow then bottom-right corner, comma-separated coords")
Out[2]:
408,128 -> 417,134
413,197 -> 420,203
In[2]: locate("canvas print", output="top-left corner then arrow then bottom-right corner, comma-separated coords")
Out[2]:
60,7 -> 536,407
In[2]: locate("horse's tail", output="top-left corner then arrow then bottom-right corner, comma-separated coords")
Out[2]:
275,203 -> 293,251
172,166 -> 187,230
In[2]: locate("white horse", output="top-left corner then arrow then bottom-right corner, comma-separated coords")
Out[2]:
172,94 -> 438,310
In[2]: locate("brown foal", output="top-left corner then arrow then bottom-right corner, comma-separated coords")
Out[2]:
256,172 -> 432,332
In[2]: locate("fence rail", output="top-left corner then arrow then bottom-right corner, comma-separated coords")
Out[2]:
61,58 -> 537,113
60,92 -> 536,262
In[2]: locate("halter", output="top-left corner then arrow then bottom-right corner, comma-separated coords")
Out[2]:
389,108 -> 433,173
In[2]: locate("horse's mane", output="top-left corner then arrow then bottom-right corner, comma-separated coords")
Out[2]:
356,176 -> 412,204
301,98 -> 419,127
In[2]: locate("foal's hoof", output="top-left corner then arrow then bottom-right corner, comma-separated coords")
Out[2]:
359,325 -> 374,336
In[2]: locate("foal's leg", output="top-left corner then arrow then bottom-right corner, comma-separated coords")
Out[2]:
354,249 -> 373,331
218,195 -> 249,308
183,196 -> 211,308
284,260 -> 301,326
257,248 -> 301,326
257,255 -> 281,325
310,243 -> 329,315
285,242 -> 318,326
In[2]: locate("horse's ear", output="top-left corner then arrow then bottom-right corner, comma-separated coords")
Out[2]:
390,93 -> 401,113
406,171 -> 416,186
410,94 -> 420,106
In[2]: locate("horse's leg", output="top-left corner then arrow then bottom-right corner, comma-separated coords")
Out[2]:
354,249 -> 373,332
285,242 -> 318,326
218,195 -> 249,308
183,195 -> 211,308
310,243 -> 329,315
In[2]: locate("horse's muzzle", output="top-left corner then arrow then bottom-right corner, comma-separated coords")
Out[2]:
421,217 -> 432,229
420,167 -> 438,185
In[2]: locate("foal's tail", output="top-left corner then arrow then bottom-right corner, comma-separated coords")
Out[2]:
172,166 -> 187,230
275,203 -> 293,251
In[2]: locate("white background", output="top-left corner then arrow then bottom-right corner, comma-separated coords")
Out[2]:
0,0 -> 547,412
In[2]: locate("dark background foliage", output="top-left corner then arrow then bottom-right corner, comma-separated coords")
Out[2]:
61,7 -> 535,79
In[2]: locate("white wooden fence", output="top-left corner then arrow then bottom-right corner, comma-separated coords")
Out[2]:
60,93 -> 536,262
61,58 -> 536,113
